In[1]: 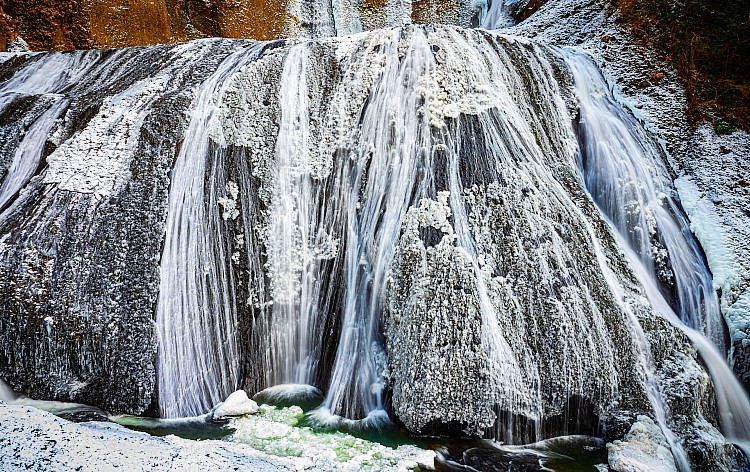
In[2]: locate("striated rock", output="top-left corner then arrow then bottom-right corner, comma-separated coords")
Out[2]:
0,39 -> 246,414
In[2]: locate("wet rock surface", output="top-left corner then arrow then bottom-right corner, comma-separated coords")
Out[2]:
0,11 -> 747,471
0,39 -> 242,414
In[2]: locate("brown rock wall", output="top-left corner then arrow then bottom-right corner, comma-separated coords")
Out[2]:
5,0 -> 92,50
213,0 -> 290,41
0,0 -> 478,52
2,0 -> 296,51
0,2 -> 18,50
411,0 -> 462,25
88,0 -> 174,48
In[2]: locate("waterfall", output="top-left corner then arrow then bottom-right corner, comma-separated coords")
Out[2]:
320,28 -> 436,420
0,50 -> 108,214
481,0 -> 514,29
568,53 -> 726,351
155,43 -> 265,418
0,98 -> 67,212
567,51 -> 750,461
264,43 -> 337,387
0,23 -> 713,468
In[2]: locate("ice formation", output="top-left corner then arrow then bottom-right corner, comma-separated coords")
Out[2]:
0,19 -> 748,471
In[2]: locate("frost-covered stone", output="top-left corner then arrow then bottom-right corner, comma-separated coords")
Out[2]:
214,390 -> 259,418
608,416 -> 678,472
0,39 -> 246,415
0,20 -> 745,472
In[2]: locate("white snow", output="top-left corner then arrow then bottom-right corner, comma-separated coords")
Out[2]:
218,181 -> 241,220
43,77 -> 167,199
213,390 -> 259,417
674,127 -> 750,372
608,416 -> 678,472
0,403 -> 300,471
0,401 -> 435,471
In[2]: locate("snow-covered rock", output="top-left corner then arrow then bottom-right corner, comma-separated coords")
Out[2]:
213,390 -> 259,418
608,416 -> 678,472
675,127 -> 750,382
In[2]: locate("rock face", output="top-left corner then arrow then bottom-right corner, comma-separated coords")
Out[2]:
508,0 -> 750,395
0,0 -> 484,51
0,24 -> 745,470
0,39 -> 245,414
0,2 -> 19,51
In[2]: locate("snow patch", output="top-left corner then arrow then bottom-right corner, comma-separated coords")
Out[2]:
0,403 -> 300,471
44,77 -> 167,199
213,390 -> 259,418
218,181 -> 241,220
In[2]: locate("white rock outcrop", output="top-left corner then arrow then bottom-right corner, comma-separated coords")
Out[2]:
213,390 -> 260,418
608,416 -> 678,472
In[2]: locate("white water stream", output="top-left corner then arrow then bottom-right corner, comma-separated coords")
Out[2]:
155,43 -> 265,418
567,51 -> 750,467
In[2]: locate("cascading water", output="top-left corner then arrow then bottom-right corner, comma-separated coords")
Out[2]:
567,51 -> 750,461
152,27 -> 648,441
155,43 -> 265,418
3,18 -> 747,470
0,98 -> 67,212
569,53 -> 726,351
319,28 -> 437,420
0,51 -> 108,214
481,0 -> 514,29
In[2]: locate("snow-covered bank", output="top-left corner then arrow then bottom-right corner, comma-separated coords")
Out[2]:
676,127 -> 750,382
0,401 -> 436,472
0,403 -> 300,471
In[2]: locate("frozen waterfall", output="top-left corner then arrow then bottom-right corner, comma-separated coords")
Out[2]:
1,21 -> 748,471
